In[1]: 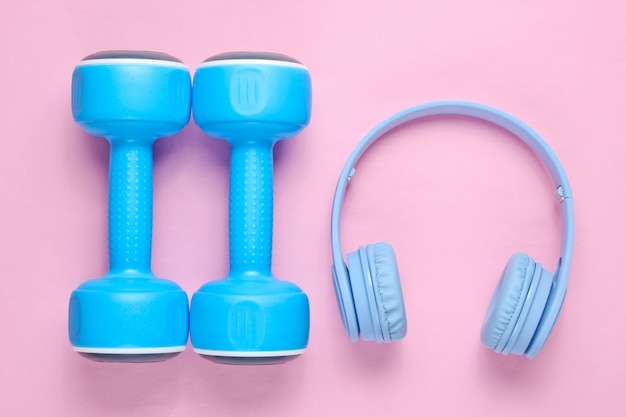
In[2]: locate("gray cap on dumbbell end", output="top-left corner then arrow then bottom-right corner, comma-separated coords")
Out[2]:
203,51 -> 302,64
78,352 -> 181,363
81,50 -> 183,63
199,354 -> 300,366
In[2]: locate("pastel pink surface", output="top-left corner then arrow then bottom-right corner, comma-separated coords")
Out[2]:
0,0 -> 624,416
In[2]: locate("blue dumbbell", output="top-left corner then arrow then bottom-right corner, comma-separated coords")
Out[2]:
68,51 -> 191,362
190,52 -> 311,364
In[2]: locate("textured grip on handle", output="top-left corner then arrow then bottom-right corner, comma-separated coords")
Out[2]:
108,140 -> 153,274
229,142 -> 274,275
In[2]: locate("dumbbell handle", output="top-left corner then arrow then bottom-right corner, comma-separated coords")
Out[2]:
108,139 -> 153,275
229,141 -> 274,276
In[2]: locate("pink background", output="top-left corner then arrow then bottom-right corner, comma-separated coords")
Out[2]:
1,0 -> 625,415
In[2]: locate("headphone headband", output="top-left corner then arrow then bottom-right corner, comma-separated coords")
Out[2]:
331,101 -> 573,353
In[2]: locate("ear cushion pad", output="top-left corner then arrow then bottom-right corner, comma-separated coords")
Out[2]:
481,253 -> 535,352
366,243 -> 407,342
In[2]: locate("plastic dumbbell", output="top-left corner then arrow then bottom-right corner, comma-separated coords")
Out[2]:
68,51 -> 191,362
190,52 -> 311,364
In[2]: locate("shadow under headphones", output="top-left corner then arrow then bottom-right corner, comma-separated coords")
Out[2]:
331,101 -> 574,358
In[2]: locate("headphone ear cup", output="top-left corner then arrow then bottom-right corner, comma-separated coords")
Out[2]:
506,266 -> 553,356
481,253 -> 536,353
345,242 -> 407,343
365,243 -> 407,342
346,247 -> 382,342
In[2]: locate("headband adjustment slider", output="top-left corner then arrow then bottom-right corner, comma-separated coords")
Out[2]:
555,185 -> 571,203
347,167 -> 356,182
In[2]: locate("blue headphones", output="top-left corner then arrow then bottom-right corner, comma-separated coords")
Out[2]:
331,101 -> 574,358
